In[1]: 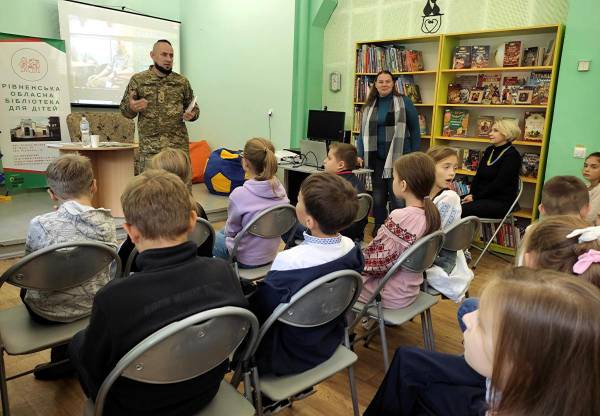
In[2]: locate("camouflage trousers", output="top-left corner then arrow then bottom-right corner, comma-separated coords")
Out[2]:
135,135 -> 190,175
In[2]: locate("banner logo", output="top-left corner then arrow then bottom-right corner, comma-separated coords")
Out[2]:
11,48 -> 48,82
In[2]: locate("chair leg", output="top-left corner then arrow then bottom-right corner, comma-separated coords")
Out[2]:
420,311 -> 430,350
376,302 -> 389,370
347,365 -> 360,416
0,351 -> 10,416
243,372 -> 252,401
251,367 -> 263,416
426,309 -> 435,351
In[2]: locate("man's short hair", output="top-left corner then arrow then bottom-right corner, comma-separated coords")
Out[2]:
330,142 -> 358,171
154,39 -> 172,48
46,154 -> 94,200
541,175 -> 590,216
300,172 -> 358,234
121,169 -> 195,240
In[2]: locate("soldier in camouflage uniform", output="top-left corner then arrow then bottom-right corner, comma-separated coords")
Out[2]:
120,39 -> 199,174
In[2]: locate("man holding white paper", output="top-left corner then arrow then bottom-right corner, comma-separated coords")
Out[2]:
120,39 -> 199,173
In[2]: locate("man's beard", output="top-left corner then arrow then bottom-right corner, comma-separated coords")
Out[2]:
154,63 -> 172,75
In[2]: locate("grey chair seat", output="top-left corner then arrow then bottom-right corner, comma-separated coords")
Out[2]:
354,291 -> 438,326
0,305 -> 89,355
238,264 -> 271,281
259,345 -> 357,402
84,380 -> 255,416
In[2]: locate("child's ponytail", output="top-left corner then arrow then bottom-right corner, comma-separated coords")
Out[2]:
393,152 -> 441,236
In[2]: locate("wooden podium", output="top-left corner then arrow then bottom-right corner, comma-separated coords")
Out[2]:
47,143 -> 138,217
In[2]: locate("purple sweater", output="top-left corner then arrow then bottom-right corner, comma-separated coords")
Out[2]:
225,179 -> 289,266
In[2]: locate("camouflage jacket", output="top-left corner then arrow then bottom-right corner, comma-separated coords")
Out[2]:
120,67 -> 199,155
24,201 -> 118,322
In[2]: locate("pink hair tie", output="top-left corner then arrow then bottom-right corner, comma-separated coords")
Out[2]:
573,249 -> 600,275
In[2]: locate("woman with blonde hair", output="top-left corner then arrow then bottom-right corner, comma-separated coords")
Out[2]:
461,118 -> 522,218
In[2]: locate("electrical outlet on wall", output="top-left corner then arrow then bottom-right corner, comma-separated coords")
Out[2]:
573,145 -> 587,159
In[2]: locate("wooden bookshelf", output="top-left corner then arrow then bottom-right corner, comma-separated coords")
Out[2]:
351,35 -> 442,145
434,136 -> 544,147
441,65 -> 553,73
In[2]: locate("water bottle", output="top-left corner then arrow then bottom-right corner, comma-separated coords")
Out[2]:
80,116 -> 91,147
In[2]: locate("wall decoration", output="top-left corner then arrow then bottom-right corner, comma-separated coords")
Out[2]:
421,0 -> 443,34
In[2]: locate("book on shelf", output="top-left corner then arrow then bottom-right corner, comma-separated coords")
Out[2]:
418,113 -> 428,135
450,175 -> 471,196
442,109 -> 470,137
404,83 -> 422,104
356,44 -> 427,73
354,76 -> 371,102
468,88 -> 484,104
500,76 -> 526,104
447,83 -> 462,104
453,46 -> 472,69
477,73 -> 502,104
465,149 -> 482,171
476,116 -> 495,137
521,152 -> 540,178
471,45 -> 491,68
516,87 -> 533,105
543,39 -> 555,66
503,41 -> 523,67
522,46 -> 542,66
353,109 -> 362,132
456,74 -> 478,103
527,71 -> 551,105
405,50 -> 425,72
523,112 -> 545,141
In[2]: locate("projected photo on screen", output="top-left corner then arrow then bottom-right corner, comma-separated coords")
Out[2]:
58,0 -> 181,106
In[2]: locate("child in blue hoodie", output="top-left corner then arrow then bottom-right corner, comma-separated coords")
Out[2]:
250,173 -> 364,405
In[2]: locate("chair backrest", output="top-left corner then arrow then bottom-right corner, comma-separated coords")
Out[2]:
1,242 -> 121,291
93,306 -> 259,416
230,204 -> 297,259
355,193 -> 373,223
253,270 -> 362,354
122,218 -> 215,277
188,217 -> 215,248
357,230 -> 444,310
66,112 -> 135,143
443,216 -> 480,252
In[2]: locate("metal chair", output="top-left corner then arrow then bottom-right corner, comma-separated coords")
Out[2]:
472,178 -> 523,269
423,216 -> 481,296
350,230 -> 445,369
229,204 -> 297,281
242,270 -> 363,416
355,193 -> 373,224
84,306 -> 259,416
122,217 -> 216,276
0,242 -> 121,416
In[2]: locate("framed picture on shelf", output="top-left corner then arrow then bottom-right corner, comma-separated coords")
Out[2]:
516,88 -> 533,104
468,89 -> 484,104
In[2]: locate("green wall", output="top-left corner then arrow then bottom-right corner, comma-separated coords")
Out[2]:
322,0 -> 570,129
0,0 -> 180,40
544,0 -> 600,180
290,0 -> 337,147
180,0 -> 295,152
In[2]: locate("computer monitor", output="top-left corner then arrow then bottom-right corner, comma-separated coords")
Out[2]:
307,110 -> 345,143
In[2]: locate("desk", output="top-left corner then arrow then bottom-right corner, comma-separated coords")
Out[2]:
278,163 -> 372,205
47,143 -> 138,217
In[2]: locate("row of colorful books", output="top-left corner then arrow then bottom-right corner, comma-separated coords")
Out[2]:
447,71 -> 551,106
356,44 -> 425,73
449,177 -> 471,197
452,146 -> 540,178
354,75 -> 424,104
452,39 -> 554,69
480,223 -> 519,248
444,110 -> 545,142
442,110 -> 545,142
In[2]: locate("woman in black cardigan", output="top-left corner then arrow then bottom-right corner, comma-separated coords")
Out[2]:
461,119 -> 522,218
